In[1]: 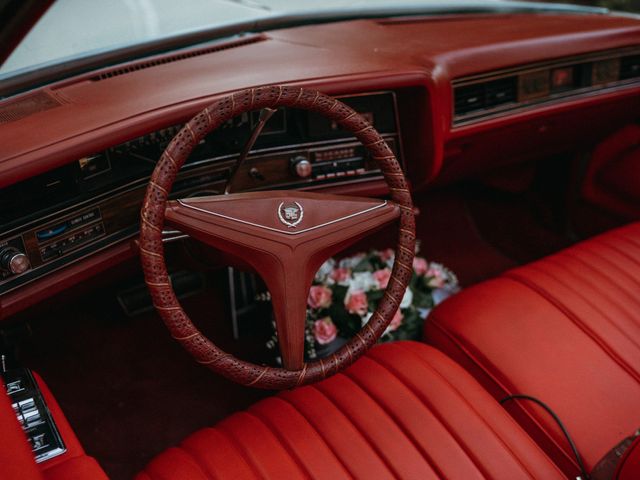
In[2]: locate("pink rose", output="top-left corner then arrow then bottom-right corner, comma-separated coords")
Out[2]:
373,268 -> 392,289
308,285 -> 332,309
388,309 -> 404,332
413,257 -> 428,276
331,267 -> 351,283
345,290 -> 369,316
379,248 -> 395,262
313,317 -> 338,345
426,267 -> 445,288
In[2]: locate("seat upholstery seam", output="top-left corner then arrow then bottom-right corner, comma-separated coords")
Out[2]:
364,353 -> 491,479
275,395 -> 357,479
504,271 -> 640,383
242,410 -> 312,479
427,316 -> 514,396
209,424 -> 263,479
592,238 -> 640,270
542,255 -> 640,331
562,248 -> 640,320
252,397 -> 352,479
173,444 -> 217,480
505,262 -> 640,350
426,314 -> 580,471
608,232 -> 640,252
341,366 -> 446,479
575,243 -> 640,291
310,383 -> 402,480
382,343 -> 551,480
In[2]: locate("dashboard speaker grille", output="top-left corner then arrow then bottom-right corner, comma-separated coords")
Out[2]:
0,91 -> 65,125
90,35 -> 267,82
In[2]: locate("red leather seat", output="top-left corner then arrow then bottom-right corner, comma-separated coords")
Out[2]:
425,222 -> 640,478
136,341 -> 564,480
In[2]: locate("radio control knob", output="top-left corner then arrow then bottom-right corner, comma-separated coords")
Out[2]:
0,247 -> 30,275
292,157 -> 312,178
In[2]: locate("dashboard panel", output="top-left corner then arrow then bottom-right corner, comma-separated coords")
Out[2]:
453,46 -> 640,126
1,12 -> 640,317
0,91 -> 402,294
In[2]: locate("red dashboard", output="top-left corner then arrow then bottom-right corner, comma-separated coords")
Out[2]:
1,12 -> 640,319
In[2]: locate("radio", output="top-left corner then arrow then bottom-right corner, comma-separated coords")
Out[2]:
228,136 -> 399,191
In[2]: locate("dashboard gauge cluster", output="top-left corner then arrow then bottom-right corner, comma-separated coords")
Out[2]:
0,91 -> 403,294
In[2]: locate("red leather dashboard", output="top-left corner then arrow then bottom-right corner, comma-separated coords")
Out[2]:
0,12 -> 639,318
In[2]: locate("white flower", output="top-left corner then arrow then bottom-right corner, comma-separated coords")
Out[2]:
348,271 -> 378,294
432,287 -> 459,305
339,253 -> 366,269
315,259 -> 335,283
426,262 -> 459,288
400,287 -> 413,309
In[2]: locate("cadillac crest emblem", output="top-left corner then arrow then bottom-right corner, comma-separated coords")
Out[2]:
277,201 -> 304,228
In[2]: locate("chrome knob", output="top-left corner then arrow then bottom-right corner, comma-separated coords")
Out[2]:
292,157 -> 312,178
0,247 -> 30,275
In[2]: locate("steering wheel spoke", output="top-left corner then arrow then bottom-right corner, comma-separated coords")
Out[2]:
164,191 -> 398,255
140,86 -> 415,388
164,191 -> 399,370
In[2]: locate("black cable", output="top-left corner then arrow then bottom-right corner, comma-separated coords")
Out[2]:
500,394 -> 590,480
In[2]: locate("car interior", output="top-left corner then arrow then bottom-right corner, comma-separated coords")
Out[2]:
1,1 -> 639,479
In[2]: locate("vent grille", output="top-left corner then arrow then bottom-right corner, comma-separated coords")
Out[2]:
90,35 -> 266,81
620,54 -> 640,80
0,91 -> 65,125
453,47 -> 640,126
454,76 -> 517,116
454,83 -> 485,115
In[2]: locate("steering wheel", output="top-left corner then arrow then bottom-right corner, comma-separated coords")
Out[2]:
139,86 -> 415,390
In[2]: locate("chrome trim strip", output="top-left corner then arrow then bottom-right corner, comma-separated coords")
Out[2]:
176,199 -> 388,236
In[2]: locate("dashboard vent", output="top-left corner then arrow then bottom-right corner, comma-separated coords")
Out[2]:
0,91 -> 65,125
90,34 -> 267,81
620,54 -> 640,80
452,47 -> 640,126
454,83 -> 485,115
454,76 -> 517,116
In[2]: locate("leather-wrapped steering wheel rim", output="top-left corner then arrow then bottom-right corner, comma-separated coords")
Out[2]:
139,85 -> 415,390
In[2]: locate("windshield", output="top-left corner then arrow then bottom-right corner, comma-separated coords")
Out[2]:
0,0 -> 618,82
0,0 -> 441,78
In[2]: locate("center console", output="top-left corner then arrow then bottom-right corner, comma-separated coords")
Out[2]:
1,367 -> 66,462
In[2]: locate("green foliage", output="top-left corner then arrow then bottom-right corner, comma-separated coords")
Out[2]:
265,249 -> 460,363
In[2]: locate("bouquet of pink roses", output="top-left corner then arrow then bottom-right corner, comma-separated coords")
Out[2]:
265,247 -> 459,362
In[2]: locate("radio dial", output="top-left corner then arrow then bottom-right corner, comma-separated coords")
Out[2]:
0,247 -> 30,275
292,157 -> 313,179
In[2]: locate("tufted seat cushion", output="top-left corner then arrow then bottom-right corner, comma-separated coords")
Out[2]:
425,222 -> 640,477
136,341 -> 564,480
